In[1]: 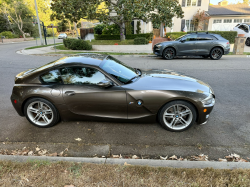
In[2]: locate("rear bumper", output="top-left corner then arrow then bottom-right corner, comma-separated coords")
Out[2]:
10,94 -> 24,116
224,47 -> 230,55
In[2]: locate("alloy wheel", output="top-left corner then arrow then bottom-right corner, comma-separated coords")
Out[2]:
164,48 -> 175,60
211,48 -> 222,60
27,101 -> 53,126
163,104 -> 193,131
246,39 -> 250,46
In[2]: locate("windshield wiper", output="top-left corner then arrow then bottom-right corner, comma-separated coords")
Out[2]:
126,75 -> 139,84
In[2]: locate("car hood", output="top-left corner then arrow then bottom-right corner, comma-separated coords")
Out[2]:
156,41 -> 179,46
123,69 -> 213,94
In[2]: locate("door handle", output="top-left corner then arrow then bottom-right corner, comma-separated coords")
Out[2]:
65,91 -> 75,96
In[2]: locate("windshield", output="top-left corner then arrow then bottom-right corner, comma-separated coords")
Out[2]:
175,34 -> 187,41
100,56 -> 137,84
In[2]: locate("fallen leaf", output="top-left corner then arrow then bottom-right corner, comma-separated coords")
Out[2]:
77,122 -> 79,124
160,156 -> 168,160
2,142 -> 5,144
219,158 -> 227,162
88,129 -> 91,131
75,138 -> 82,141
169,155 -> 178,160
124,162 -> 131,166
28,151 -> 33,156
35,146 -> 40,152
59,151 -> 64,156
64,185 -> 75,187
49,152 -> 58,157
132,155 -> 139,159
112,154 -> 120,158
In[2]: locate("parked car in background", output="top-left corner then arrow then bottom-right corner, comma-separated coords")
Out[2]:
233,23 -> 250,46
58,33 -> 67,39
153,32 -> 230,60
10,54 -> 215,132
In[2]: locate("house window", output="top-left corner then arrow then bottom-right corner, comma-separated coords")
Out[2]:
234,19 -> 242,23
244,19 -> 250,23
187,0 -> 191,6
186,20 -> 195,31
224,19 -> 232,23
213,19 -> 222,24
192,0 -> 197,6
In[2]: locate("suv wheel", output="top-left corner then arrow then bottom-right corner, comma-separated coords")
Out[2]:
163,47 -> 175,60
246,38 -> 250,46
210,47 -> 223,60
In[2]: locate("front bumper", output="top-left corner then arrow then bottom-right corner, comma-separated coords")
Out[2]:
153,45 -> 162,56
197,99 -> 215,124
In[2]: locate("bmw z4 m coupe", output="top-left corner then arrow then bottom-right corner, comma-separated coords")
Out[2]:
11,54 -> 215,132
153,32 -> 230,60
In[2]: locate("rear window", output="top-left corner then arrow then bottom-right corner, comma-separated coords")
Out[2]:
40,69 -> 63,84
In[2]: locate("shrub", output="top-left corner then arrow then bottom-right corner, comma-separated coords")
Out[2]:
94,33 -> 152,40
94,24 -> 106,35
63,38 -> 92,50
166,31 -> 237,44
0,31 -> 15,38
134,37 -> 148,45
102,24 -> 120,35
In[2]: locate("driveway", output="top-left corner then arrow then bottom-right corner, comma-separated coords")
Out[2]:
0,41 -> 250,159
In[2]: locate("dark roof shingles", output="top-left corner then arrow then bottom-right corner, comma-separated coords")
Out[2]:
208,4 -> 250,15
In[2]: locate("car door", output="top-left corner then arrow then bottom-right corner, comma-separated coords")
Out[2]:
195,34 -> 215,55
60,66 -> 127,119
175,34 -> 198,55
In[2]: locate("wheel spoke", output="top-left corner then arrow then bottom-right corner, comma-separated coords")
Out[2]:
39,102 -> 43,109
180,109 -> 191,117
43,109 -> 52,115
179,117 -> 188,126
28,107 -> 39,114
42,115 -> 49,124
33,114 -> 41,122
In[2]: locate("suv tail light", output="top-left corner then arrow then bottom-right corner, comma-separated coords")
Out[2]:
226,42 -> 229,45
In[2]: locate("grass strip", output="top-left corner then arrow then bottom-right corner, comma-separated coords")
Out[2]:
0,160 -> 250,186
227,52 -> 250,55
25,43 -> 63,50
47,51 -> 153,55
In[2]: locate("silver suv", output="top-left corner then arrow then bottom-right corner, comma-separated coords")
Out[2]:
233,23 -> 250,46
153,33 -> 230,60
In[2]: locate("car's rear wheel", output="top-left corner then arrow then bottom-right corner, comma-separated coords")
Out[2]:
210,47 -> 223,60
24,98 -> 60,128
246,38 -> 250,46
158,100 -> 197,132
163,47 -> 175,60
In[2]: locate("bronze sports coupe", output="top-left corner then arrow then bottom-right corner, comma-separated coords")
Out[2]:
11,54 -> 215,132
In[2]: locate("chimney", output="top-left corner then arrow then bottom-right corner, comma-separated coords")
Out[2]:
218,0 -> 228,6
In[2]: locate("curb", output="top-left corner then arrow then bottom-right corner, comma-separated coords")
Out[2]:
1,155 -> 250,169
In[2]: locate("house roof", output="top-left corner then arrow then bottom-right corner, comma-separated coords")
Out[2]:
207,4 -> 250,16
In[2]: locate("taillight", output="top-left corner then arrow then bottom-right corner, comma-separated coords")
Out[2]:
14,100 -> 17,104
226,42 -> 229,45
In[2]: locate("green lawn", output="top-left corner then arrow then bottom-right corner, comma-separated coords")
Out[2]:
227,52 -> 250,55
25,43 -> 63,50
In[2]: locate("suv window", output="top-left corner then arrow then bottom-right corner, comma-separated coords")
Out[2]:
60,67 -> 106,85
185,34 -> 197,41
40,69 -> 63,84
238,24 -> 249,33
197,34 -> 217,41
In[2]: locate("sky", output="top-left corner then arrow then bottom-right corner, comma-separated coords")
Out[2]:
210,0 -> 244,5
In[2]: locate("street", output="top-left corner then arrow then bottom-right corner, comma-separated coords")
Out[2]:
1,40 -> 250,159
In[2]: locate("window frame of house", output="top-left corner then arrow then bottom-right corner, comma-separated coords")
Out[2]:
186,0 -> 192,6
185,20 -> 195,31
223,19 -> 232,23
234,19 -> 243,23
191,0 -> 197,6
213,19 -> 222,24
244,19 -> 250,23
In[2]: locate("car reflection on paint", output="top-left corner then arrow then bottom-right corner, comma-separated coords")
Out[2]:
11,54 -> 215,132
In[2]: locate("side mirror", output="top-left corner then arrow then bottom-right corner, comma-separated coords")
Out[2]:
97,79 -> 112,88
180,39 -> 185,43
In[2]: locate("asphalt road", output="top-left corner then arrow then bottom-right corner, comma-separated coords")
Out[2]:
1,40 -> 250,159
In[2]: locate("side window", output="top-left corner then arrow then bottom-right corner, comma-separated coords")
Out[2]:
185,34 -> 197,41
40,69 -> 63,84
239,25 -> 249,33
60,67 -> 106,85
197,35 -> 216,41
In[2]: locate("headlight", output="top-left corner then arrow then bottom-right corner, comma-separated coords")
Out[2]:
201,94 -> 215,106
156,44 -> 162,48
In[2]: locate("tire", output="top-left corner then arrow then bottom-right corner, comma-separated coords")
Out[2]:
163,47 -> 175,60
24,98 -> 60,128
202,55 -> 209,58
246,38 -> 250,46
210,47 -> 223,60
158,100 -> 197,132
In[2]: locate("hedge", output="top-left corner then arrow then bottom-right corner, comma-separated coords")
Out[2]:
166,31 -> 237,44
94,33 -> 153,40
134,37 -> 149,45
63,38 -> 92,50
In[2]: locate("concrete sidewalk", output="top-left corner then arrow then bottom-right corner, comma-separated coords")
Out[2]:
1,155 -> 250,169
17,44 -> 250,55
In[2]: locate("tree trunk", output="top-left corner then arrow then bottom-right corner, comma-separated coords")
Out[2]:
120,22 -> 125,41
74,22 -> 79,38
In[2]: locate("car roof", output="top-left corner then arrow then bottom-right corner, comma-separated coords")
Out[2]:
53,53 -> 109,67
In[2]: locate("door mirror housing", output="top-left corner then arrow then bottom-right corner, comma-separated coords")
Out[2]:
180,39 -> 185,43
97,79 -> 112,88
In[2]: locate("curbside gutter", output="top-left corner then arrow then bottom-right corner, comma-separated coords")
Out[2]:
1,155 -> 250,169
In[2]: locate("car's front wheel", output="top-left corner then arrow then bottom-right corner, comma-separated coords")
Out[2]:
246,38 -> 250,46
163,47 -> 175,60
210,47 -> 223,60
24,98 -> 60,128
158,100 -> 197,132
